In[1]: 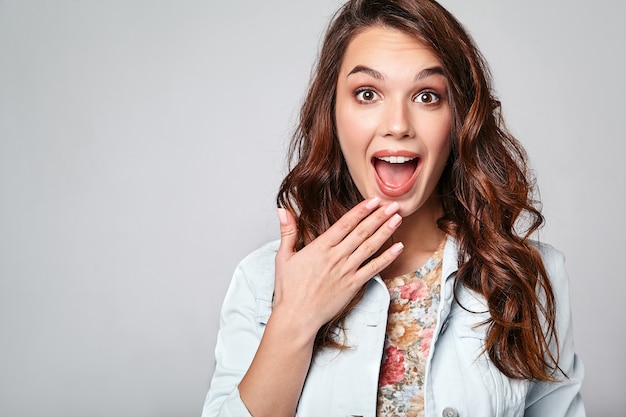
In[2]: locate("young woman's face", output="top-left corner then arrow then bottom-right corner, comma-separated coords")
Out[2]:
335,26 -> 452,218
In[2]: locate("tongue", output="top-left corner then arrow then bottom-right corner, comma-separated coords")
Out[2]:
374,159 -> 416,187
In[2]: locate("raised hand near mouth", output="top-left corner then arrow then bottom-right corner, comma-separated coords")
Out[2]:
238,196 -> 403,417
273,196 -> 403,333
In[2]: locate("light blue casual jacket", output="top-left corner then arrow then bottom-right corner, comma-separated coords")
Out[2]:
201,236 -> 585,417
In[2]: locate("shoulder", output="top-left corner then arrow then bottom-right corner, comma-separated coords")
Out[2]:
530,241 -> 576,335
532,241 -> 569,290
237,239 -> 280,273
232,239 -> 279,301
534,241 -> 566,268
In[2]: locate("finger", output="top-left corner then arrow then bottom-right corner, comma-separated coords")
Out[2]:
336,201 -> 400,256
354,241 -> 404,283
344,210 -> 402,270
322,197 -> 382,247
276,208 -> 297,264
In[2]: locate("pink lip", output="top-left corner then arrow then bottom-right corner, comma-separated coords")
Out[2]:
371,150 -> 421,197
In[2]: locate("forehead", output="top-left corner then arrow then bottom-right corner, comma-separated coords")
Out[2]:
339,26 -> 441,74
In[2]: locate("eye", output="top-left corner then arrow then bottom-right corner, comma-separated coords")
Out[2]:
354,88 -> 380,103
415,91 -> 440,104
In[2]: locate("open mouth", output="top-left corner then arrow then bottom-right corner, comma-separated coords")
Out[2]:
372,155 -> 419,197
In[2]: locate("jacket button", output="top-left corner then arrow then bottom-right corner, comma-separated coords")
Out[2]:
442,407 -> 458,417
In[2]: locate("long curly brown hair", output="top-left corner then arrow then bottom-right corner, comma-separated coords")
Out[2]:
277,0 -> 559,381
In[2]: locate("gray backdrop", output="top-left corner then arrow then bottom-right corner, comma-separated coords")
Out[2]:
1,0 -> 624,416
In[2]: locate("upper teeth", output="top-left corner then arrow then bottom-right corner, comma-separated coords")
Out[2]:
377,156 -> 416,164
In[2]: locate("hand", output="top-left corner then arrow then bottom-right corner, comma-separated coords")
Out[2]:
273,197 -> 403,335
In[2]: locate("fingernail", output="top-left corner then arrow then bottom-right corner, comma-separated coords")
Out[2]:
277,208 -> 288,225
388,213 -> 402,228
365,197 -> 381,210
390,242 -> 404,255
384,202 -> 400,216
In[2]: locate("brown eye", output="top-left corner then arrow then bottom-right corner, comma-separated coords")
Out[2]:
415,91 -> 440,104
355,88 -> 380,103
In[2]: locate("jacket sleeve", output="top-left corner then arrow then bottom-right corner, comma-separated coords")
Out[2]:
524,245 -> 586,417
200,243 -> 276,417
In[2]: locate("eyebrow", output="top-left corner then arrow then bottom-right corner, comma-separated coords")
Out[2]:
347,65 -> 445,81
347,65 -> 384,80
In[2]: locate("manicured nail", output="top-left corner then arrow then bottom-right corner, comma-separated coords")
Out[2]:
384,202 -> 400,216
365,197 -> 381,210
277,208 -> 288,225
388,213 -> 402,228
390,242 -> 404,255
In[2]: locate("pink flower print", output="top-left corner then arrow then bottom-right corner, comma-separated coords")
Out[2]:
399,280 -> 426,302
379,345 -> 405,386
420,328 -> 434,358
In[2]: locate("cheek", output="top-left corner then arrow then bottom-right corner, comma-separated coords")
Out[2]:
335,108 -> 375,163
422,114 -> 452,159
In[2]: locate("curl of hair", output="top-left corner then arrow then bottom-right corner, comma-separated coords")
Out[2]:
277,0 -> 559,381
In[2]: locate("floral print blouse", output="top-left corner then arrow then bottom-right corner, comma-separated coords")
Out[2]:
376,239 -> 445,417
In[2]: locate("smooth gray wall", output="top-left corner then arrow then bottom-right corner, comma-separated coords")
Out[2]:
0,1 -> 623,416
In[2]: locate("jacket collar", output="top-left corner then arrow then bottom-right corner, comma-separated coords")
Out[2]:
442,234 -> 461,282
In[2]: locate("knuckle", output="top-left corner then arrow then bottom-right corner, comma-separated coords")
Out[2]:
355,226 -> 372,240
369,251 -> 392,275
360,240 -> 376,258
375,208 -> 392,222
336,218 -> 354,233
326,248 -> 341,264
367,258 -> 381,276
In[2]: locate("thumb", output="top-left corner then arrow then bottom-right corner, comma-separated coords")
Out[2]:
276,207 -> 297,262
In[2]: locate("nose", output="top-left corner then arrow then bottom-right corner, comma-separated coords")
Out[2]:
383,99 -> 414,139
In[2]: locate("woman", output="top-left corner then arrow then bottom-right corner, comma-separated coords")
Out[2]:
202,0 -> 585,416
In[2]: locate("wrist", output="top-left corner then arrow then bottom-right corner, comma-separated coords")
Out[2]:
266,303 -> 320,348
